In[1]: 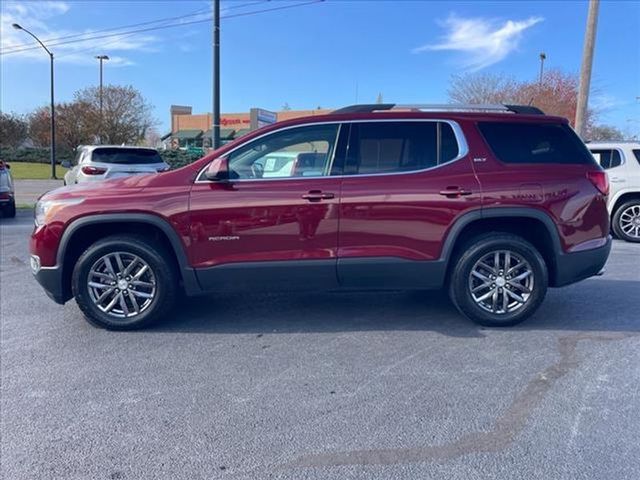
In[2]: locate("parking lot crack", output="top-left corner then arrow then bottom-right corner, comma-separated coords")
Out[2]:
288,332 -> 639,467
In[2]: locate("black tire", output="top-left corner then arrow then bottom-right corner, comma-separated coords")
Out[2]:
448,233 -> 548,327
3,200 -> 16,218
72,235 -> 177,330
612,200 -> 640,243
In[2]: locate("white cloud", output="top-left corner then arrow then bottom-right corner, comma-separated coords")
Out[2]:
591,93 -> 623,112
0,1 -> 157,66
413,14 -> 543,71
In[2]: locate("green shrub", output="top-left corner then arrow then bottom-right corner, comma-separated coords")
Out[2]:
160,149 -> 205,169
0,146 -> 205,170
0,146 -> 73,164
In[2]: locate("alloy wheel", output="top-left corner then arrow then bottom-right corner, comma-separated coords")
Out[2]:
468,250 -> 534,315
619,205 -> 640,239
87,252 -> 156,318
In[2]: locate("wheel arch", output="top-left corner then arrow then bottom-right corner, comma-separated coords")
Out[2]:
57,214 -> 201,302
441,208 -> 562,287
611,190 -> 640,216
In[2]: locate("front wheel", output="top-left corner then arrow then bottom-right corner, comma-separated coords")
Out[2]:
72,235 -> 177,330
612,201 -> 640,243
449,233 -> 548,327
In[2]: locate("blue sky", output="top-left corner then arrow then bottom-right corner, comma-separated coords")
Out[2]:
1,0 -> 639,136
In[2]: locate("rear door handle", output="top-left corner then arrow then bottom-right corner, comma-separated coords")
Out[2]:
439,188 -> 472,198
302,190 -> 335,201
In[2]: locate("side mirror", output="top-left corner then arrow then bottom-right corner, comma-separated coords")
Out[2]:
204,157 -> 230,181
61,160 -> 71,169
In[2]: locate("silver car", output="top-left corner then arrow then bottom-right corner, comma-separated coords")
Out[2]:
62,145 -> 169,185
0,160 -> 16,218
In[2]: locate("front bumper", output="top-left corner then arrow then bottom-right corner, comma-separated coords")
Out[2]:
31,261 -> 69,304
553,235 -> 612,287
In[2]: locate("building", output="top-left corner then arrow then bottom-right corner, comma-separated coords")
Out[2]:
162,105 -> 331,150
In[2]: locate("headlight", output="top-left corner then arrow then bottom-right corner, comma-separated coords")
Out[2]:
35,197 -> 85,226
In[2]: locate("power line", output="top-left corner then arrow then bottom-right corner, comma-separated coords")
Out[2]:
1,7 -> 210,55
1,1 -> 319,56
0,0 -> 271,55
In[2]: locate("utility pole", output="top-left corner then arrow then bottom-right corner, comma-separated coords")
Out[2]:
575,0 -> 600,138
539,52 -> 546,84
13,23 -> 57,179
95,55 -> 109,144
212,0 -> 221,150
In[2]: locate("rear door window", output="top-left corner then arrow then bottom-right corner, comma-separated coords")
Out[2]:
589,149 -> 623,169
345,121 -> 460,175
91,148 -> 163,164
478,122 -> 596,165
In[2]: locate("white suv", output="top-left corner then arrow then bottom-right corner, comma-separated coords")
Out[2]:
62,145 -> 169,185
588,142 -> 640,242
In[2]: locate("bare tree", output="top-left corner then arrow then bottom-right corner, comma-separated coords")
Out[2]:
28,107 -> 52,148
448,72 -> 520,104
28,103 -> 95,151
586,124 -> 624,141
515,70 -> 590,126
0,112 -> 29,148
143,127 -> 162,148
447,69 -> 629,139
56,101 -> 96,150
75,85 -> 156,145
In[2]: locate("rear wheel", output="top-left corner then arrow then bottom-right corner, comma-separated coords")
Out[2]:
72,235 -> 177,330
449,233 -> 548,327
612,200 -> 640,243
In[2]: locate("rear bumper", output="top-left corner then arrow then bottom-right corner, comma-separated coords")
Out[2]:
0,192 -> 14,204
553,236 -> 612,287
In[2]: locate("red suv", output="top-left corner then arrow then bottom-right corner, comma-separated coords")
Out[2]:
29,104 -> 611,330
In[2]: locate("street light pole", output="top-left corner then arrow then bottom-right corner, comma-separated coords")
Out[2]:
212,0 -> 221,150
539,52 -> 546,84
95,55 -> 109,144
12,23 -> 57,179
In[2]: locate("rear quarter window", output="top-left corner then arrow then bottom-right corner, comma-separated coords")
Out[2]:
589,149 -> 623,169
478,122 -> 597,165
91,148 -> 163,165
633,149 -> 640,166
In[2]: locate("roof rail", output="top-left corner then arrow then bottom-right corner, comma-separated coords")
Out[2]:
331,103 -> 545,115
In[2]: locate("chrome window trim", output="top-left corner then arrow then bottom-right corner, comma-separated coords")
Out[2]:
194,119 -> 469,183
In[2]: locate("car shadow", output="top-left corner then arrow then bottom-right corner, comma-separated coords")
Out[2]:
150,278 -> 640,337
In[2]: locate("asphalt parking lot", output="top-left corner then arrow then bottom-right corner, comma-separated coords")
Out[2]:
1,209 -> 639,480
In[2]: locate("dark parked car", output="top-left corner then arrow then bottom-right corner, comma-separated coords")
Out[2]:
0,160 -> 16,218
30,104 -> 611,329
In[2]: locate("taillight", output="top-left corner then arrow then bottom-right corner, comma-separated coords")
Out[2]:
587,171 -> 609,196
81,165 -> 107,175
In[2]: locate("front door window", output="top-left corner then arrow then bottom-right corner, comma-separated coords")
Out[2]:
225,124 -> 339,180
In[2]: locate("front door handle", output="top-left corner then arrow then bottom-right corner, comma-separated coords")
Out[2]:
302,190 -> 335,202
439,188 -> 472,198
